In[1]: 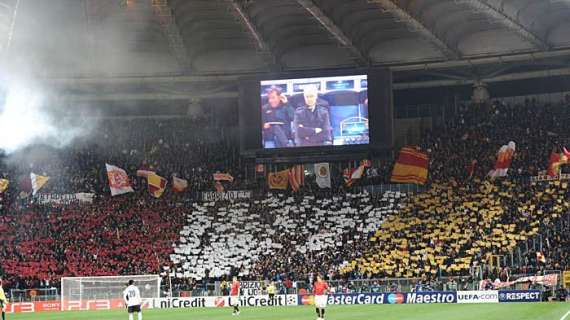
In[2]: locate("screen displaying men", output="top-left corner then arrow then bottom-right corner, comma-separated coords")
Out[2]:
260,75 -> 369,149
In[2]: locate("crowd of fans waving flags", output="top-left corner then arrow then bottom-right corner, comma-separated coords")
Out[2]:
1,144 -> 568,198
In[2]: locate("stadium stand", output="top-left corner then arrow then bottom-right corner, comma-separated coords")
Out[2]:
0,98 -> 569,294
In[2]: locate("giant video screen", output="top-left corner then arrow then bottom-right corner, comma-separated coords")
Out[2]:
260,75 -> 369,149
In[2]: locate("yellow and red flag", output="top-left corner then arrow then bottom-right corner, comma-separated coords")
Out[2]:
268,170 -> 289,190
148,173 -> 167,198
390,146 -> 429,185
288,165 -> 304,192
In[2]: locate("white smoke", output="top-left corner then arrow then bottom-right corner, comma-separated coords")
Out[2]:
0,80 -> 92,154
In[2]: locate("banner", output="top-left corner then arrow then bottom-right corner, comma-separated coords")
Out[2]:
288,165 -> 304,192
213,173 -> 234,182
498,290 -> 541,303
457,291 -> 498,304
30,173 -> 49,196
172,176 -> 188,193
488,141 -> 516,177
300,292 -> 456,305
35,193 -> 95,205
299,293 -> 387,306
403,292 -> 457,304
153,295 -> 297,309
148,173 -> 167,198
8,291 -> 547,314
201,190 -> 252,202
0,178 -> 8,193
315,163 -> 331,188
268,170 -> 289,190
530,173 -> 570,182
390,146 -> 429,185
105,164 -> 134,196
240,281 -> 263,296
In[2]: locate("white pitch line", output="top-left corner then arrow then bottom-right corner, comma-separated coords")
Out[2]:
560,310 -> 570,320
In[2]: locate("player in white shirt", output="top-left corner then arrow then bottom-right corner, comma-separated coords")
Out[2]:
123,280 -> 143,320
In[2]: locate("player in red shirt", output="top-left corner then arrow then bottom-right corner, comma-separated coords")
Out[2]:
230,276 -> 241,316
313,275 -> 329,320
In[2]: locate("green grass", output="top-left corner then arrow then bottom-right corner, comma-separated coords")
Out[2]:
8,303 -> 570,320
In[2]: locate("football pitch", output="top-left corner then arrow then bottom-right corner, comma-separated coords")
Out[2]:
8,303 -> 570,320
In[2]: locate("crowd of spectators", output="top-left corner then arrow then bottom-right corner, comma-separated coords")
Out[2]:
0,95 -> 569,293
169,191 -> 406,283
0,196 -> 185,290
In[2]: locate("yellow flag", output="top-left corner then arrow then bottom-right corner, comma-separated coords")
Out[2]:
30,173 -> 49,195
0,179 -> 8,193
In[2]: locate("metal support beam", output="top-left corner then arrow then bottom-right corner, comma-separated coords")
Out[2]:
51,66 -> 570,102
369,0 -> 460,60
296,0 -> 370,66
0,0 -> 20,55
461,0 -> 550,51
58,91 -> 238,102
225,0 -> 280,69
151,0 -> 191,72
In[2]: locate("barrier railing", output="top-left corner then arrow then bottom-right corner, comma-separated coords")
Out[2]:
9,272 -> 563,302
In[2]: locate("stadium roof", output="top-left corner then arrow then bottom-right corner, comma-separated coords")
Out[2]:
1,0 -> 570,106
1,0 -> 570,76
